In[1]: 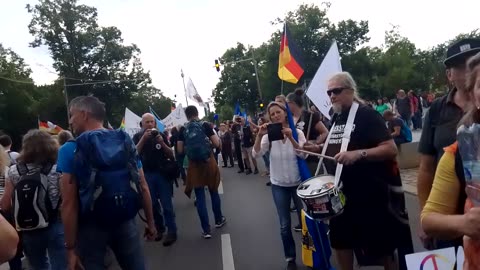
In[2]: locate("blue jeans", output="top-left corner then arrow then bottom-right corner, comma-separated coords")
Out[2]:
271,184 -> 303,260
144,171 -> 177,235
22,221 -> 67,270
194,187 -> 223,233
262,152 -> 270,171
77,219 -> 146,270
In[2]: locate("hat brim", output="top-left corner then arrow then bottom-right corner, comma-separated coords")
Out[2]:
444,48 -> 480,67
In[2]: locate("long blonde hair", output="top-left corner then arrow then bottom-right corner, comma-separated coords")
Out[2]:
328,72 -> 365,105
459,52 -> 480,126
0,145 -> 9,176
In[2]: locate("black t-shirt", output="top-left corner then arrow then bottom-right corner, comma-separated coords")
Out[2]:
177,121 -> 215,142
396,97 -> 411,116
242,126 -> 254,148
418,89 -> 464,163
132,130 -> 170,172
324,105 -> 392,206
296,110 -> 321,141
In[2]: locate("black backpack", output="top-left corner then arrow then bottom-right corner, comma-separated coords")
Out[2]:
13,163 -> 55,231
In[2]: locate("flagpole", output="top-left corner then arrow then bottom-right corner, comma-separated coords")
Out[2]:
280,22 -> 287,95
181,69 -> 189,106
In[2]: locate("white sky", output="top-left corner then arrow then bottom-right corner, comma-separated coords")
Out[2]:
0,0 -> 478,109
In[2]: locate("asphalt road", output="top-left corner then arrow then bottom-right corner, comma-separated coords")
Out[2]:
138,165 -> 425,270
0,163 -> 425,270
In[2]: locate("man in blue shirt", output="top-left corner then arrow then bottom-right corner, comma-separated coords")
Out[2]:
57,96 -> 157,270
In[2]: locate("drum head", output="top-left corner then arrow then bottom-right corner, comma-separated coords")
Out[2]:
297,175 -> 336,198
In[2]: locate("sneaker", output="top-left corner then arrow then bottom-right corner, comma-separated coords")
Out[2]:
237,170 -> 244,173
253,168 -> 259,174
245,169 -> 252,175
215,217 -> 227,228
266,181 -> 272,186
286,261 -> 297,270
202,232 -> 212,239
294,224 -> 302,232
163,233 -> 177,247
155,227 -> 166,241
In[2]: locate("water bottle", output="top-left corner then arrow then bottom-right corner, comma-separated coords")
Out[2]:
458,124 -> 480,206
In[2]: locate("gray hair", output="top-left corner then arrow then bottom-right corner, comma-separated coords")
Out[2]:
328,72 -> 365,104
69,96 -> 106,121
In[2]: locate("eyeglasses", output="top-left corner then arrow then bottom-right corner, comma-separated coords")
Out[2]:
326,87 -> 347,96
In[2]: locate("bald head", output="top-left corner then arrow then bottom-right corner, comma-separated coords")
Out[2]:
142,113 -> 156,129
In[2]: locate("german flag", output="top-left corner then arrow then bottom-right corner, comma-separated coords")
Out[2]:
38,119 -> 63,135
278,23 -> 304,84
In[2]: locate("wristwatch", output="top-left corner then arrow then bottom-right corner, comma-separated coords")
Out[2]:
359,150 -> 367,159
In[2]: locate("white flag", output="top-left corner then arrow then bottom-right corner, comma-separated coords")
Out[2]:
162,104 -> 188,129
306,41 -> 342,120
124,107 -> 142,138
186,78 -> 206,107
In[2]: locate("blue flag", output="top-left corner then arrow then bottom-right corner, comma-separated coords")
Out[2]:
285,103 -> 311,181
149,106 -> 165,132
234,102 -> 241,116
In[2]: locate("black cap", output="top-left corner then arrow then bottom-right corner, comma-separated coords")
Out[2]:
444,38 -> 480,68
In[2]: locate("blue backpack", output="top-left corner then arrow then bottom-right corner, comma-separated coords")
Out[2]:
400,119 -> 413,143
74,129 -> 141,226
183,121 -> 211,162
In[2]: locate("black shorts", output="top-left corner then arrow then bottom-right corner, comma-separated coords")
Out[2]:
329,201 -> 398,256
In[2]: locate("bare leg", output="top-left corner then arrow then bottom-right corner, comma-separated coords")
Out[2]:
335,249 -> 354,270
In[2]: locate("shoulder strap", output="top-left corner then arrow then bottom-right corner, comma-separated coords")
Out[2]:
333,102 -> 359,187
16,163 -> 29,176
41,164 -> 54,175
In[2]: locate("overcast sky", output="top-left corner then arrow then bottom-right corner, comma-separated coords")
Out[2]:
1,0 -> 478,108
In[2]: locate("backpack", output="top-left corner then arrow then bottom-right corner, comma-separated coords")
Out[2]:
74,129 -> 141,226
183,121 -> 211,162
400,119 -> 413,143
13,163 -> 54,231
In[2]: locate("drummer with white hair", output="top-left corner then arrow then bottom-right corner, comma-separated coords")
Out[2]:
304,71 -> 410,270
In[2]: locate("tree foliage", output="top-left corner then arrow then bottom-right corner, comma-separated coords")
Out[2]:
212,3 -> 480,111
25,0 -> 172,125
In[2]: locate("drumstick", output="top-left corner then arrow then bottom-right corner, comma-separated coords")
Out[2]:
296,149 -> 336,161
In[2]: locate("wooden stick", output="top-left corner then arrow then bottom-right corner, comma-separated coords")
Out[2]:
296,149 -> 336,161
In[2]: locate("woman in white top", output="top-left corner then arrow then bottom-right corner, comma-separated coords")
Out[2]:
252,102 -> 306,270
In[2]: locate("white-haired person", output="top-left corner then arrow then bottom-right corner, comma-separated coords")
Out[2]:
304,72 -> 411,270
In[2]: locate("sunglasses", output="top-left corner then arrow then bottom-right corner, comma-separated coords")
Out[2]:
327,87 -> 347,96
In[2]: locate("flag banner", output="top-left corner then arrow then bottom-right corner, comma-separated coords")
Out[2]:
38,120 -> 64,135
306,41 -> 342,120
123,107 -> 142,137
186,78 -> 206,107
162,104 -> 188,129
149,106 -> 166,132
278,23 -> 305,84
285,102 -> 311,181
234,102 -> 242,116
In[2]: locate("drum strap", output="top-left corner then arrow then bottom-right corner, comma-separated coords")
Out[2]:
315,102 -> 359,188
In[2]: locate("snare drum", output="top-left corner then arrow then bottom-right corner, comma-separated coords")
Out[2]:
297,175 -> 346,221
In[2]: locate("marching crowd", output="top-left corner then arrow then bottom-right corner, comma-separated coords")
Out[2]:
0,37 -> 479,270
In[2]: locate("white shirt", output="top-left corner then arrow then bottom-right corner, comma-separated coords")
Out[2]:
252,129 -> 306,187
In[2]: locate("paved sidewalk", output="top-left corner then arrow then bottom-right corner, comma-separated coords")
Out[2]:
401,167 -> 418,195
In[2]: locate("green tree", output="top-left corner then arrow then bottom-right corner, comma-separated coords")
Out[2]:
213,3 -> 370,110
0,44 -> 37,149
26,0 -> 169,124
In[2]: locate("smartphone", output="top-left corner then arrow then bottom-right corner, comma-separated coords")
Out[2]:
267,123 -> 284,142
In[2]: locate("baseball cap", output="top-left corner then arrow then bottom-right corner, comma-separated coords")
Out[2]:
444,38 -> 480,68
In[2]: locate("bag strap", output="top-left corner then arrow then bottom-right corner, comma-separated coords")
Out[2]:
315,119 -> 336,176
333,102 -> 359,188
16,163 -> 29,176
